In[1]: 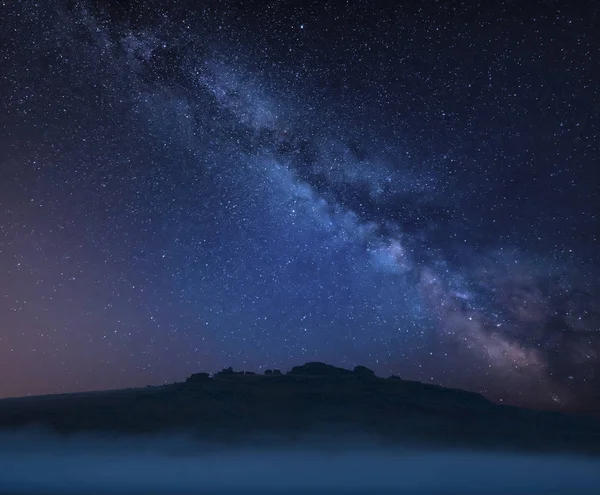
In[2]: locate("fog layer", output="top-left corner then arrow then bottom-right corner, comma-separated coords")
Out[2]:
0,430 -> 599,494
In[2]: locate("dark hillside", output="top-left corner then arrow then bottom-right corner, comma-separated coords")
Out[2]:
1,362 -> 599,455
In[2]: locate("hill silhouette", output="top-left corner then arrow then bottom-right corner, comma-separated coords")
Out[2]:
1,362 -> 599,455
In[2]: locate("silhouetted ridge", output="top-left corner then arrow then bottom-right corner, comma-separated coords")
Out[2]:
1,362 -> 599,455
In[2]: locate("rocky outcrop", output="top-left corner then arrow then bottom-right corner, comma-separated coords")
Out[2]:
186,372 -> 210,383
287,362 -> 351,377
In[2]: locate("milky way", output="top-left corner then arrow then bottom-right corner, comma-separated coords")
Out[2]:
1,0 -> 599,411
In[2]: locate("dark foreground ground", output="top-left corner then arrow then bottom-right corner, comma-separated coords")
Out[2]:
1,362 -> 599,455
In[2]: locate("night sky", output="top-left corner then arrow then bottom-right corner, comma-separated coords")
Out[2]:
1,0 -> 599,411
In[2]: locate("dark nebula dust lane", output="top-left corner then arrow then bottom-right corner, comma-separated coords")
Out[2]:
0,0 -> 599,411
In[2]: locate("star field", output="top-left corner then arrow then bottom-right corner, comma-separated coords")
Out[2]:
1,0 -> 599,411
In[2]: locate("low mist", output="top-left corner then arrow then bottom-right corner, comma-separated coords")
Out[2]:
0,429 -> 599,494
